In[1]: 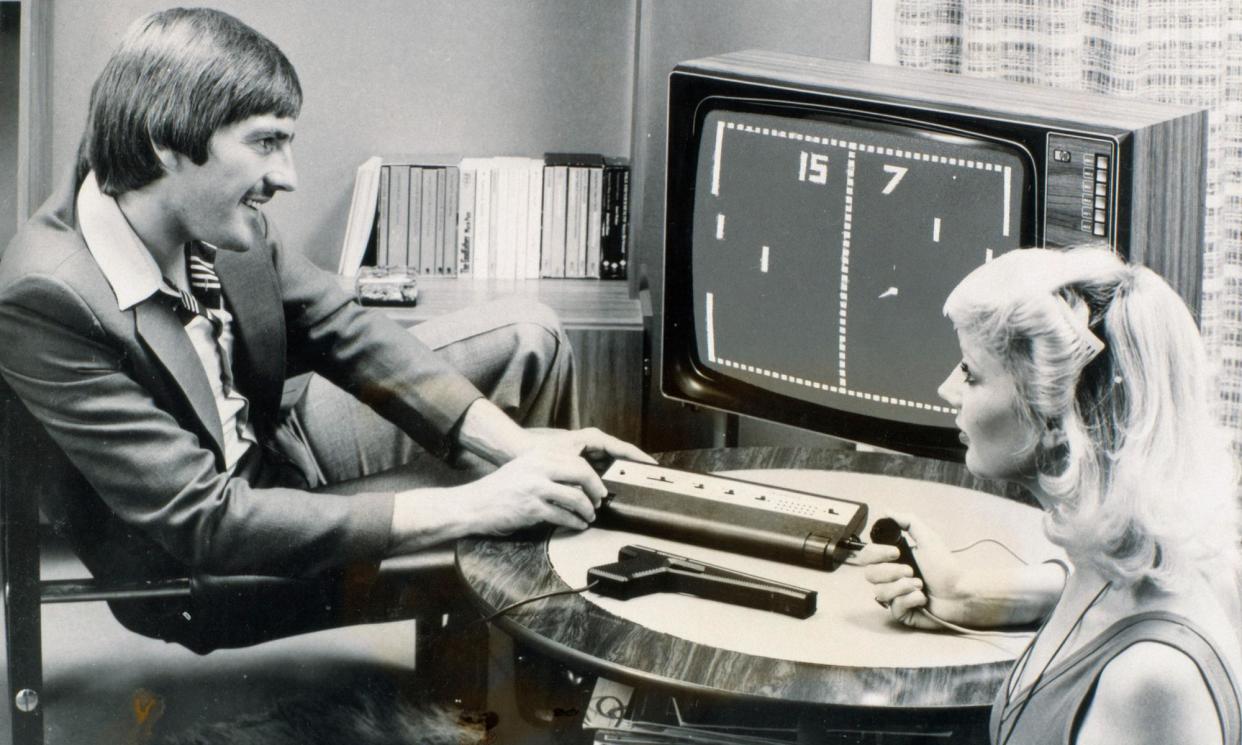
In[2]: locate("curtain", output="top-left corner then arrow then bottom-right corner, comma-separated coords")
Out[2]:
890,0 -> 1242,452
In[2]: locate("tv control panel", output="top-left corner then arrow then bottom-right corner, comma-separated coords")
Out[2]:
1045,133 -> 1117,248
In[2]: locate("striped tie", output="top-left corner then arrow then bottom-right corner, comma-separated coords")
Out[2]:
169,243 -> 223,325
187,243 -> 222,311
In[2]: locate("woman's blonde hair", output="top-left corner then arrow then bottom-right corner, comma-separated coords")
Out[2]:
944,246 -> 1239,589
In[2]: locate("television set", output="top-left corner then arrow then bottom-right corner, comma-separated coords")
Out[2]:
662,50 -> 1208,460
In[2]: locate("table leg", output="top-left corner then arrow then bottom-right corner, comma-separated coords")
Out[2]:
484,629 -> 596,744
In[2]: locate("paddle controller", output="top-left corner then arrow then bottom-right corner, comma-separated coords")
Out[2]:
868,517 -> 924,582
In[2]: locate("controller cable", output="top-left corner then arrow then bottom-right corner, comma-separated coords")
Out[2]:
473,581 -> 600,626
869,535 -> 1056,640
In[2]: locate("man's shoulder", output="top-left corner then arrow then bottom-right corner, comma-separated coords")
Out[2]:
1,202 -> 119,324
3,167 -> 98,277
5,213 -> 86,274
4,219 -> 108,294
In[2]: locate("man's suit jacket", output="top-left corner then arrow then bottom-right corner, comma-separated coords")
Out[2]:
0,168 -> 483,639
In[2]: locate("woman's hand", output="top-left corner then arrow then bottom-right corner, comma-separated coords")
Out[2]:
856,512 -> 971,629
856,512 -> 1066,630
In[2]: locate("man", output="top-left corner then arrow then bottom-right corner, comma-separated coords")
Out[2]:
0,7 -> 648,653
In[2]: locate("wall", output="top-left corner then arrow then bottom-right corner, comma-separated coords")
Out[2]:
629,0 -> 874,451
30,0 -> 877,451
44,0 -> 636,269
0,2 -> 19,247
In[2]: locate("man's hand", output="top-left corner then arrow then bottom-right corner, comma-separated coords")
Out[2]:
387,412 -> 657,554
517,426 -> 656,469
454,398 -> 655,468
448,448 -> 607,534
439,427 -> 653,536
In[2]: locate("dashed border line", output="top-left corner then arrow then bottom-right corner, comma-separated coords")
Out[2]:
715,356 -> 956,415
722,120 -> 1009,171
708,117 -> 975,417
839,151 -> 855,387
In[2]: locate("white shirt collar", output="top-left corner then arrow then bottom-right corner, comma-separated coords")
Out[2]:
77,172 -> 171,311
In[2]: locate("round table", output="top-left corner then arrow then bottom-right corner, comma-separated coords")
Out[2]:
456,447 -> 1052,713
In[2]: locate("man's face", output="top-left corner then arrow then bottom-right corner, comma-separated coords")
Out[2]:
160,114 -> 298,251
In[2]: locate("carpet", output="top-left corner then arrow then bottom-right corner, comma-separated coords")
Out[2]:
156,686 -> 493,745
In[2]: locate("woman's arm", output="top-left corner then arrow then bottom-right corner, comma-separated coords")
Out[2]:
859,513 -> 1064,629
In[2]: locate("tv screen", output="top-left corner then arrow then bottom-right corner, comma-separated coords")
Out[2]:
689,108 -> 1031,432
664,51 -> 1206,459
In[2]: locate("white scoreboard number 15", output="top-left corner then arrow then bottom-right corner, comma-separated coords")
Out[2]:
798,151 -> 828,184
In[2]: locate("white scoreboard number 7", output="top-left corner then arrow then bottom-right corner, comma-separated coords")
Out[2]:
882,164 -> 908,194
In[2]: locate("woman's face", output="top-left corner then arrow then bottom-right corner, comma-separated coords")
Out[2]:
937,330 -> 1041,486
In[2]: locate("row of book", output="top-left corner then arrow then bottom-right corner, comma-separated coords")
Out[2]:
338,153 -> 630,280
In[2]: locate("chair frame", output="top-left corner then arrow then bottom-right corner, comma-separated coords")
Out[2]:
0,384 -> 485,745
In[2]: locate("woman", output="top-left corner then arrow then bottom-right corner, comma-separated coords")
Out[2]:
861,247 -> 1242,745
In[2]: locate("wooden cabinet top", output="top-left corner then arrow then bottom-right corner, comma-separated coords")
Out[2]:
342,276 -> 643,331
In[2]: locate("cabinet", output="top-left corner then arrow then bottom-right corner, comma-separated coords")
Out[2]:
348,276 -> 645,445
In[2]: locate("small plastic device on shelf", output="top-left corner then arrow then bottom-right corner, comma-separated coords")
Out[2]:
355,265 -> 419,306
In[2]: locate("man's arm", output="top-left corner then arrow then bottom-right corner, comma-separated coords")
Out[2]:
264,220 -> 653,553
0,272 -> 395,577
386,398 -> 653,553
265,218 -> 484,460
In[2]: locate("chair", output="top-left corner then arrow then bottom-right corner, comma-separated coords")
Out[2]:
0,381 -> 487,745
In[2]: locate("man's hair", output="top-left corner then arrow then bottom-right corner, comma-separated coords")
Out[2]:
85,7 -> 302,196
944,246 -> 1240,590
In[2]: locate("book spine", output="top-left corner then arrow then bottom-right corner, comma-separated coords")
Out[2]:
456,166 -> 476,276
540,166 -> 556,277
617,167 -> 630,279
410,166 -> 425,268
487,161 -> 501,279
601,163 -> 623,279
496,163 -> 516,280
419,167 -> 437,275
512,160 -> 530,280
586,166 -> 602,280
547,165 -> 568,277
526,160 -> 544,279
388,165 -> 409,268
346,156 -> 384,275
473,163 -> 491,279
434,168 -> 447,275
599,164 -> 615,278
376,165 -> 390,266
564,167 -> 583,278
443,167 -> 459,276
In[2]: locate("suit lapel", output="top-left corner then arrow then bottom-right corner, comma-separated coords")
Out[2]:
214,248 -> 285,430
133,298 -> 227,458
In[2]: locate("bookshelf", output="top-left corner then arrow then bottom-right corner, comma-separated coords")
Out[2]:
344,276 -> 645,444
341,151 -> 643,443
25,3 -> 647,448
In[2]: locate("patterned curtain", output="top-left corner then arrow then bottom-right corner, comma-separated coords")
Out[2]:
889,0 -> 1242,452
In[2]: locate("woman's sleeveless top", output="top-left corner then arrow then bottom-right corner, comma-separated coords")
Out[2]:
990,610 -> 1240,745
